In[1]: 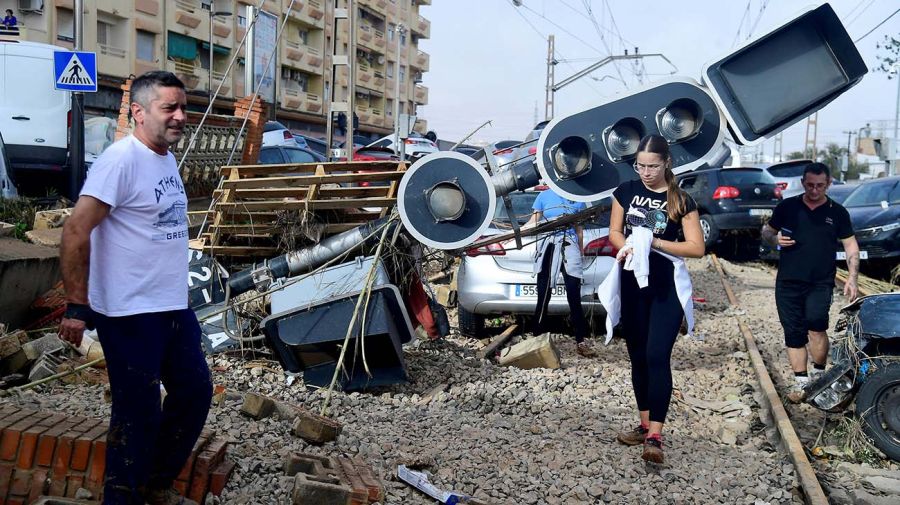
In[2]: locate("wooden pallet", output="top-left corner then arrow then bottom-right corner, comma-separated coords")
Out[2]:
198,160 -> 408,258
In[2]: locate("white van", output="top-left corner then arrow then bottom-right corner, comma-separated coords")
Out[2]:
0,40 -> 71,174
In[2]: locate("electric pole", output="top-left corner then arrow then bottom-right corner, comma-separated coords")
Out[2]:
69,0 -> 85,201
545,34 -> 555,121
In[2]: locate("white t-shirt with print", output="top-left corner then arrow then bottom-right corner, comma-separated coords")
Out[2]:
80,135 -> 189,317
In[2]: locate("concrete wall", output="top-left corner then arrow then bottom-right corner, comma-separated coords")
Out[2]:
0,239 -> 61,331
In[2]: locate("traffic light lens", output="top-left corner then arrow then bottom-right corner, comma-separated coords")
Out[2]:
427,181 -> 466,222
550,136 -> 592,179
603,118 -> 644,162
657,98 -> 703,143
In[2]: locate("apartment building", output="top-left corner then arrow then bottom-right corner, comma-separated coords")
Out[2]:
1,0 -> 431,136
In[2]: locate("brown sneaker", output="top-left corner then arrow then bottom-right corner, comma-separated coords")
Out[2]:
616,424 -> 648,446
576,341 -> 598,358
642,436 -> 664,464
145,487 -> 198,505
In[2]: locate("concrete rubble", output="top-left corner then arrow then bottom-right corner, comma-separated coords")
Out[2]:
0,256 -> 898,503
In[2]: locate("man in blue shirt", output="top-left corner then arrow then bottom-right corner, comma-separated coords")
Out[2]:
528,187 -> 596,357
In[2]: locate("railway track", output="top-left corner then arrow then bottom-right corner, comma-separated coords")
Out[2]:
709,254 -> 829,505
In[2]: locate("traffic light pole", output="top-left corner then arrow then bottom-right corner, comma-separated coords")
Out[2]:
69,0 -> 85,201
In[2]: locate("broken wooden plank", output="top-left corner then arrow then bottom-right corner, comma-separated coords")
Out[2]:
478,324 -> 519,360
221,171 -> 405,189
219,160 -> 406,177
214,198 -> 397,212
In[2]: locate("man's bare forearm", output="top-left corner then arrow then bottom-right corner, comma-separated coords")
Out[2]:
761,225 -> 778,247
847,251 -> 860,280
60,224 -> 91,304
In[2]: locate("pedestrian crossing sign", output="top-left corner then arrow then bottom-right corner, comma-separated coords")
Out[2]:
53,51 -> 98,92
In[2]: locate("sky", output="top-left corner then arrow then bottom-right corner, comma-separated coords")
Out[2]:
414,0 -> 899,158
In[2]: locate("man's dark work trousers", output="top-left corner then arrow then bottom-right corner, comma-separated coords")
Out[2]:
94,308 -> 212,505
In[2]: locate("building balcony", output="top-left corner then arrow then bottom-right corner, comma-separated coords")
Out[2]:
283,40 -> 324,74
166,59 -> 203,92
170,0 -> 208,41
210,70 -> 232,97
414,84 -> 428,105
356,105 -> 372,125
98,43 -> 130,79
417,0 -> 432,5
284,0 -> 326,28
357,24 -> 378,52
279,88 -> 322,115
373,28 -> 387,51
414,117 -> 428,134
372,70 -> 385,90
356,62 -> 375,87
360,0 -> 388,16
0,26 -> 30,43
411,15 -> 430,38
411,50 -> 429,71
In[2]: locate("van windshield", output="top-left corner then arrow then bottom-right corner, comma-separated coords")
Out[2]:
5,55 -> 67,109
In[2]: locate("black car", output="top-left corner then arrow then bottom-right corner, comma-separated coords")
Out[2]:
297,135 -> 331,157
258,145 -> 327,164
842,176 -> 900,261
677,167 -> 781,246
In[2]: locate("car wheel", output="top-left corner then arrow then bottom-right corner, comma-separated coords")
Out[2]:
699,214 -> 719,247
855,362 -> 900,461
457,306 -> 485,339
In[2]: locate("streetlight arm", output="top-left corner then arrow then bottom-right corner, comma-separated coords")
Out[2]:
552,53 -> 678,92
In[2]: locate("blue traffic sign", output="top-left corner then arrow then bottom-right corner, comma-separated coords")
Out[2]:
53,51 -> 97,92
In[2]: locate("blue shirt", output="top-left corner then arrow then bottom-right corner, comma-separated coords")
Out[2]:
532,189 -> 585,242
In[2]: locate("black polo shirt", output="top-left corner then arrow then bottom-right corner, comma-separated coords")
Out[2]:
768,195 -> 854,283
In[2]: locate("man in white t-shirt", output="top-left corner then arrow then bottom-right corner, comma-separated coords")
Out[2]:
59,71 -> 210,505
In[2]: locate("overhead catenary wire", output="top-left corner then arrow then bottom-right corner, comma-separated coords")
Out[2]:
845,0 -> 879,27
854,7 -> 900,43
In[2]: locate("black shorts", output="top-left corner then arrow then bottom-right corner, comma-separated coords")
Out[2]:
775,279 -> 834,348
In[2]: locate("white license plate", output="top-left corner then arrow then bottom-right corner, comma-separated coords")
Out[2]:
749,208 -> 773,216
836,251 -> 868,260
513,284 -> 567,298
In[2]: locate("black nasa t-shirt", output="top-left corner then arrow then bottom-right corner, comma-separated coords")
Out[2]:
768,195 -> 854,283
613,179 -> 697,241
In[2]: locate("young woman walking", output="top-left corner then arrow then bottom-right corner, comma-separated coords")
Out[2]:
607,135 -> 705,463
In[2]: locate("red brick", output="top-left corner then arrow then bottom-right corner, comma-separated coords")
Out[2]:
194,437 -> 227,475
9,467 -> 30,496
173,479 -> 188,495
85,436 -> 107,496
16,423 -> 51,469
0,412 -> 49,462
0,409 -> 32,431
26,467 -> 48,504
0,461 -> 14,501
71,424 -> 107,472
35,420 -> 78,467
208,459 -> 235,496
187,470 -> 208,504
64,473 -> 84,498
49,425 -> 93,497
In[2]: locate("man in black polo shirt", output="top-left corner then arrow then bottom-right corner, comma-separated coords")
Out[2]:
762,162 -> 859,402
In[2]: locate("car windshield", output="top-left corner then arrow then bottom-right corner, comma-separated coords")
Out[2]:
719,169 -> 773,185
263,121 -> 287,132
842,180 -> 900,207
493,192 -> 538,225
767,163 -> 808,177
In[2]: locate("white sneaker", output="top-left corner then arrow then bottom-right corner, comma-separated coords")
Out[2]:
787,375 -> 809,404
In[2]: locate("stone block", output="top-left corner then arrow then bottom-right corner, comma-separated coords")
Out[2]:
434,285 -> 456,308
21,334 -> 65,361
862,475 -> 900,495
292,473 -> 351,505
25,229 -> 63,248
0,330 -> 28,359
32,209 -> 71,230
291,409 -> 342,445
498,333 -> 561,370
240,392 -> 275,420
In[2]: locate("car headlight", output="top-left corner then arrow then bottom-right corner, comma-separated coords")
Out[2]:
812,388 -> 842,410
831,374 -> 854,393
857,222 -> 900,237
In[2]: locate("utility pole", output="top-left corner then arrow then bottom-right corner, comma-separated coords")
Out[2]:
841,130 -> 856,181
393,23 -> 405,160
892,63 -> 900,176
69,0 -> 85,201
772,132 -> 783,163
545,34 -> 555,121
804,112 -> 818,160
325,0 -> 356,161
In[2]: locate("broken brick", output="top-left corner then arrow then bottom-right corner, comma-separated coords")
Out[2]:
240,392 -> 276,420
292,473 -> 351,505
291,408 -> 342,445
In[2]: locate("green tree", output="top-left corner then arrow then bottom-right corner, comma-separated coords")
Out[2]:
816,142 -> 867,181
786,151 -> 806,160
875,35 -> 900,77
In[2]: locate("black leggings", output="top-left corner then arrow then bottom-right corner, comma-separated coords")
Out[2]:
620,259 -> 684,423
533,243 -> 589,342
